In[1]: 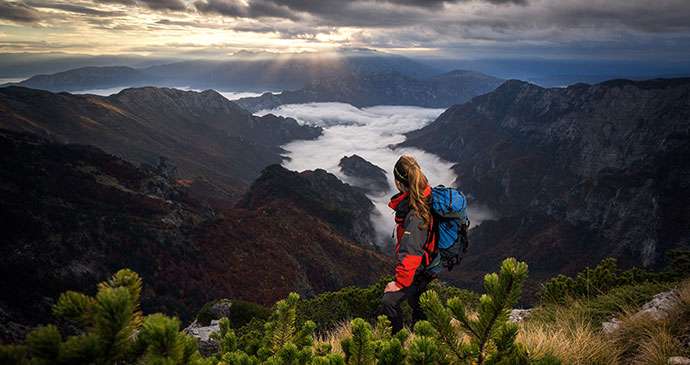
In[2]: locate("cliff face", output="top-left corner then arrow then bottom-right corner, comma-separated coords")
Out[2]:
402,78 -> 690,298
0,130 -> 394,343
0,86 -> 321,187
235,70 -> 504,112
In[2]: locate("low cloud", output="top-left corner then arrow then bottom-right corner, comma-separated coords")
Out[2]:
0,1 -> 42,23
258,102 -> 484,246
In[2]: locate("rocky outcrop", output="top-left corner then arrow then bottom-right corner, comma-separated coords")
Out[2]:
509,309 -> 532,323
235,70 -> 504,112
184,320 -> 220,357
402,78 -> 690,297
339,155 -> 390,195
602,289 -> 680,335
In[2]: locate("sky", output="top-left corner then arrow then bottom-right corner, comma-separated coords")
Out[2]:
1,0 -> 690,64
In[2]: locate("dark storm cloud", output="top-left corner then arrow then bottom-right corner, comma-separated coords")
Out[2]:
26,1 -> 125,17
194,0 -> 297,20
0,1 -> 42,22
142,0 -> 186,11
93,0 -> 185,11
192,0 -> 526,28
385,0 -> 527,7
93,0 -> 136,5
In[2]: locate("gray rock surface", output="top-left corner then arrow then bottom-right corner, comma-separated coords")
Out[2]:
509,309 -> 532,323
639,290 -> 679,320
601,318 -> 622,335
184,319 -> 220,357
668,357 -> 690,365
602,289 -> 679,335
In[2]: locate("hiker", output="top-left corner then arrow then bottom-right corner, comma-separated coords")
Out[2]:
382,155 -> 441,334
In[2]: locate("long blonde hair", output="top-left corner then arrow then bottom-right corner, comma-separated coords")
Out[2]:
395,155 -> 431,230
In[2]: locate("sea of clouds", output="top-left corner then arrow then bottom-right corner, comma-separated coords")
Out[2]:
257,102 -> 496,247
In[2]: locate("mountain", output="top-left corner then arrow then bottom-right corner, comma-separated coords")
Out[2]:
235,70 -> 504,112
237,164 -> 381,248
528,73 -> 690,88
2,49 -> 441,93
401,78 -> 690,299
338,155 -> 390,195
0,52 -> 177,79
0,86 -> 321,188
141,49 -> 440,91
3,66 -> 159,92
0,129 -> 394,343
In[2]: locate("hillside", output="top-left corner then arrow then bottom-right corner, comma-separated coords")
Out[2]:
401,78 -> 690,298
0,129 -> 394,344
0,86 -> 321,188
235,69 -> 504,112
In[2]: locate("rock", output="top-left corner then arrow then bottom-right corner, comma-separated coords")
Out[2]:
639,290 -> 679,320
509,309 -> 531,323
155,156 -> 182,181
601,317 -> 621,335
183,319 -> 220,357
602,289 -> 679,335
668,357 -> 690,365
208,299 -> 233,320
338,155 -> 390,195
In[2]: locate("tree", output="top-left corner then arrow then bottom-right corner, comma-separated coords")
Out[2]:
0,269 -> 206,364
417,258 -> 541,364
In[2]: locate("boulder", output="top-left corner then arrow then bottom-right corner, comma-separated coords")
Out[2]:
183,319 -> 220,357
509,309 -> 531,323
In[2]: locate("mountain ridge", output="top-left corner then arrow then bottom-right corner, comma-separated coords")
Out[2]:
0,86 -> 321,188
235,69 -> 504,112
2,50 -> 441,93
401,77 -> 690,299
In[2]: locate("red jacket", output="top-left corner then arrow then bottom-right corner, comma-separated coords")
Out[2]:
388,185 -> 436,289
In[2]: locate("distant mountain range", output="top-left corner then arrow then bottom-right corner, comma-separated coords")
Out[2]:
402,78 -> 690,299
2,49 -> 442,93
0,129 -> 393,343
235,69 -> 504,112
6,66 -> 159,92
0,86 -> 320,187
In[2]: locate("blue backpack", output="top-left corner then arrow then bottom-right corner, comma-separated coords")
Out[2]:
429,185 -> 470,271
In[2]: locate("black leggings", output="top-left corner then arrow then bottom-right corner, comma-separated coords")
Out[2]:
381,274 -> 433,334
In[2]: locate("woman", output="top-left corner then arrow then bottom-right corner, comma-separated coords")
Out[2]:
382,155 -> 441,334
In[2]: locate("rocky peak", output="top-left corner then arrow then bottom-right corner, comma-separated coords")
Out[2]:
338,155 -> 390,195
237,164 -> 378,247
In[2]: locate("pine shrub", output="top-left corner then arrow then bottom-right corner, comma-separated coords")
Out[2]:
0,269 -> 206,365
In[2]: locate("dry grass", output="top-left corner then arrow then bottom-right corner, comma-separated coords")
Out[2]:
517,305 -> 623,364
310,279 -> 690,363
313,320 -> 352,355
518,278 -> 690,364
